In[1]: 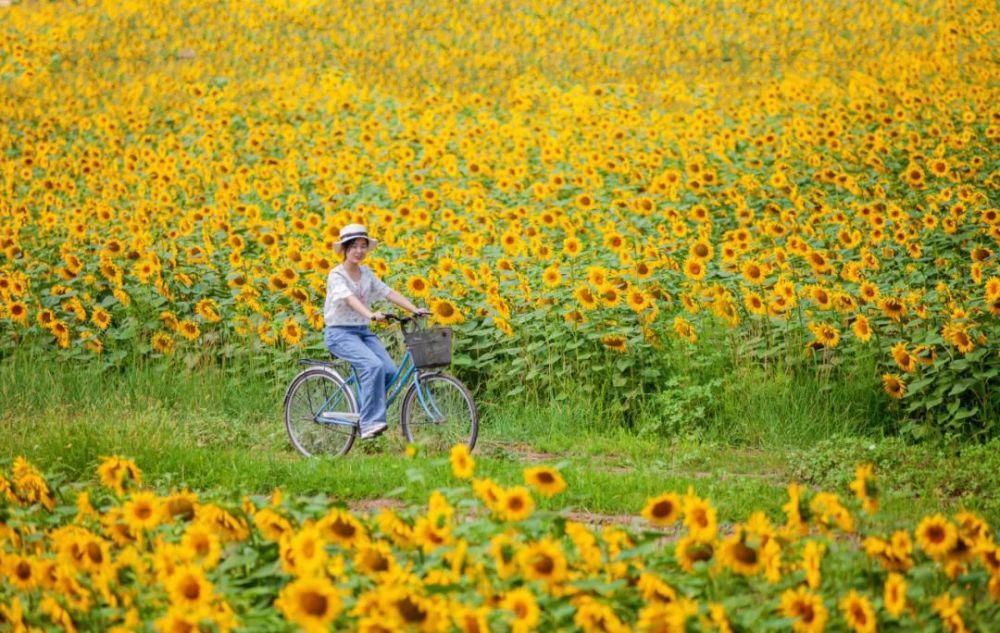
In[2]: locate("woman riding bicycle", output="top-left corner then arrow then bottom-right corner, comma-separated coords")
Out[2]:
323,224 -> 430,440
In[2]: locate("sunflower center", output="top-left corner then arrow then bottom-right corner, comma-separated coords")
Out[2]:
652,501 -> 675,518
397,597 -> 427,623
181,577 -> 201,600
733,542 -> 758,565
330,518 -> 356,539
533,555 -> 555,575
15,561 -> 31,581
301,591 -> 329,617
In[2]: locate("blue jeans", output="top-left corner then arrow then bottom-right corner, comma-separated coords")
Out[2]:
323,325 -> 395,430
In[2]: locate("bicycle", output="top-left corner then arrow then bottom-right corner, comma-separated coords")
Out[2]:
283,314 -> 478,457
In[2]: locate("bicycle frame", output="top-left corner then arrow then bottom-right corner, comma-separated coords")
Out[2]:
314,349 -> 445,427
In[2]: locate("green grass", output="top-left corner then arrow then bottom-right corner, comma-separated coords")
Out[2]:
2,353 -> 997,528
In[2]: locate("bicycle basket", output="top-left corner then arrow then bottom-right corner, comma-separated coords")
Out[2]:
404,327 -> 453,368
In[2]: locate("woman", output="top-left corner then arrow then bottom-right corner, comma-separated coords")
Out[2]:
323,224 -> 429,439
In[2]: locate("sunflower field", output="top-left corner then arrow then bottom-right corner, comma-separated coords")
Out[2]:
1,0 -> 999,437
1,451 -> 998,632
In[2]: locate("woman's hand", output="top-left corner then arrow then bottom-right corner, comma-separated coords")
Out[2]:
413,307 -> 432,317
370,311 -> 387,322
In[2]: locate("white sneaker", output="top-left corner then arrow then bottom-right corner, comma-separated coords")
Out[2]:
360,422 -> 388,439
317,411 -> 360,424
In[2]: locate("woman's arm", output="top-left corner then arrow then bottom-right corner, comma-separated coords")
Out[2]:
345,295 -> 384,321
385,290 -> 426,315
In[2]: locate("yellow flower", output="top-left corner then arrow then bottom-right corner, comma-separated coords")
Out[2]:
523,465 -> 566,498
916,514 -> 958,559
780,586 -> 828,633
450,444 -> 475,479
884,572 -> 907,618
122,490 -> 162,533
683,493 -> 718,541
498,486 -> 535,522
881,374 -> 906,399
839,590 -> 876,633
517,537 -> 568,586
166,564 -> 215,614
275,576 -> 343,633
430,298 -> 464,325
641,492 -> 682,527
501,587 -> 539,632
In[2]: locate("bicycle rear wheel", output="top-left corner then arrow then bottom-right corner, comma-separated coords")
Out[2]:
284,367 -> 358,457
400,373 -> 478,453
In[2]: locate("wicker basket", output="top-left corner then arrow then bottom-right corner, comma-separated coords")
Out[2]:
404,327 -> 453,368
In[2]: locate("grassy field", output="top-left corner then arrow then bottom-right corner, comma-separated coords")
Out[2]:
4,351 -> 997,529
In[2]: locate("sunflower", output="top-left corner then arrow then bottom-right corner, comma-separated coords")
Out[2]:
839,590 -> 876,633
541,264 -> 562,288
683,495 -> 718,541
848,464 -> 878,514
281,525 -> 328,576
318,508 -> 367,549
601,334 -> 627,353
166,564 -> 215,614
178,319 -> 201,341
517,538 -> 568,585
675,536 -> 714,573
683,257 -> 706,280
780,586 -> 828,633
598,284 -> 622,307
280,319 -> 304,346
523,466 -> 566,498
97,455 -> 142,496
181,523 -> 222,569
916,514 -> 957,559
641,492 -> 681,527
884,573 -> 907,618
673,316 -> 698,344
902,163 -> 925,187
851,315 -> 872,342
5,300 -> 28,324
878,296 -> 906,321
562,236 -> 582,258
744,291 -> 766,315
490,532 -> 519,579
574,285 -> 599,311
740,260 -> 765,284
498,486 -> 535,522
626,288 -> 651,312
881,374 -> 905,399
91,306 -> 112,330
689,239 -> 714,261
353,540 -> 396,577
891,342 -> 916,373
942,322 -> 974,354
718,532 -> 764,576
275,576 -> 343,633
637,572 -> 678,604
194,299 -> 222,323
122,490 -> 162,533
254,508 -> 293,542
472,478 -> 503,512
6,555 -> 38,592
807,322 -> 840,349
501,587 -> 539,632
573,598 -> 626,633
406,275 -> 430,298
449,444 -> 475,480
430,298 -> 464,325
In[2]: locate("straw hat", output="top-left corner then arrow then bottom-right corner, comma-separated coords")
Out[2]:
333,224 -> 379,255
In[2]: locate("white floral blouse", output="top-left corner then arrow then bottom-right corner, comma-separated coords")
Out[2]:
323,265 -> 393,326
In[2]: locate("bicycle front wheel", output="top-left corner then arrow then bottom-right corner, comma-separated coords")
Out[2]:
400,373 -> 478,453
284,367 -> 358,457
